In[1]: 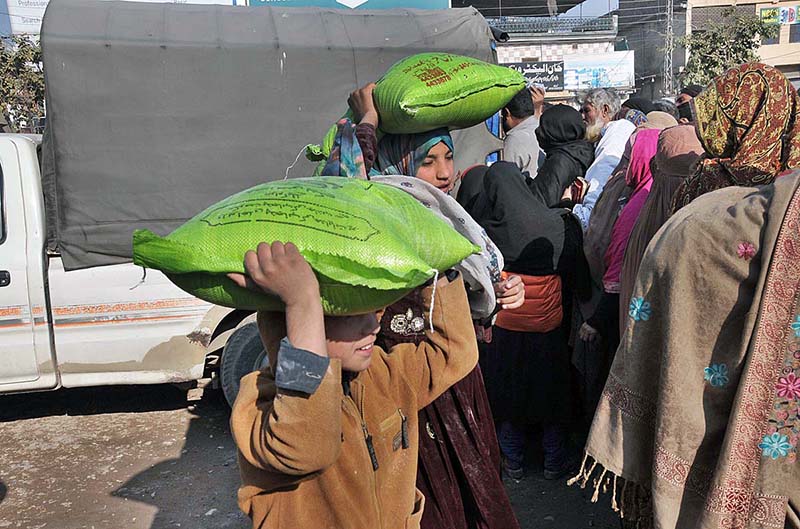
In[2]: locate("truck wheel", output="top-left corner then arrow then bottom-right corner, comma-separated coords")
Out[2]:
220,322 -> 267,408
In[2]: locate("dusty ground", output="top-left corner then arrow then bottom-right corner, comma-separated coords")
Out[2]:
0,384 -> 619,529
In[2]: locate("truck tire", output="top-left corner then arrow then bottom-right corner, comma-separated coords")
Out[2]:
220,322 -> 267,408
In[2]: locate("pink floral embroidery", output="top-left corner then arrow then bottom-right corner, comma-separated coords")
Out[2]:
777,409 -> 790,421
768,424 -> 778,435
737,242 -> 757,260
776,373 -> 800,399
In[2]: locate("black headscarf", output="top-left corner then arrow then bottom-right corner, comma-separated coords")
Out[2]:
680,84 -> 703,98
456,165 -> 489,214
457,161 -> 567,276
622,97 -> 656,114
530,105 -> 595,207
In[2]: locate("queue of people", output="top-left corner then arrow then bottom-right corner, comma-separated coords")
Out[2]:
229,60 -> 800,529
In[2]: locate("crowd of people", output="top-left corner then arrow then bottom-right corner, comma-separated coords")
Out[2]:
228,61 -> 800,529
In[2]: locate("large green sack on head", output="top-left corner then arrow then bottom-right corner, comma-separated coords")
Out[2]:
306,53 -> 525,162
133,177 -> 478,315
374,53 -> 525,134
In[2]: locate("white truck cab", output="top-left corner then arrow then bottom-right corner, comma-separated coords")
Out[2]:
0,134 -> 255,398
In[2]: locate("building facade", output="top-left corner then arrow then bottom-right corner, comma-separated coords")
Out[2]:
687,0 -> 800,88
490,15 -> 635,102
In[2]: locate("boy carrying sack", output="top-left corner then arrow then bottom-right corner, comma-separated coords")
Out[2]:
228,241 -> 478,529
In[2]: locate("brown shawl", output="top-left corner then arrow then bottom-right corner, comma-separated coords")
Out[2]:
618,125 -> 703,334
573,171 -> 800,529
672,63 -> 800,212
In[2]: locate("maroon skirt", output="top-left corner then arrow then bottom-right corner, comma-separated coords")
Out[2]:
379,291 -> 520,529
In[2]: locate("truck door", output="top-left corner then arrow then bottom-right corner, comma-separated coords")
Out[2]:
0,137 -> 57,390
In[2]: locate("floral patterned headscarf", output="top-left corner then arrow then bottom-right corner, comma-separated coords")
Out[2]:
672,63 -> 800,212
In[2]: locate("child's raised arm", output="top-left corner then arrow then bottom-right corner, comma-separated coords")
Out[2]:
229,243 -> 342,479
230,241 -> 326,356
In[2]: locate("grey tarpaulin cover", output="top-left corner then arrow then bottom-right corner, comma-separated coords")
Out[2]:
41,0 -> 503,270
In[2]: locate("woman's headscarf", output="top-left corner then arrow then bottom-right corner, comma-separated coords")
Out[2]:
642,111 -> 678,130
375,129 -> 454,176
651,124 -> 705,181
672,62 -> 800,211
458,161 -> 567,276
536,104 -> 587,151
601,128 -> 659,293
375,174 -> 503,319
615,108 -> 648,127
618,124 -> 703,333
531,104 -> 595,206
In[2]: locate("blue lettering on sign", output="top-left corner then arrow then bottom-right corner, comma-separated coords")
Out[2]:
248,0 -> 449,8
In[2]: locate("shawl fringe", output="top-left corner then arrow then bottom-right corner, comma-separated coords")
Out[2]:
568,453 -> 654,529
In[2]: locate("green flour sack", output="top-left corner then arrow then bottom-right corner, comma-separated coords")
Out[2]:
307,53 -> 525,162
133,177 -> 478,314
374,53 -> 525,134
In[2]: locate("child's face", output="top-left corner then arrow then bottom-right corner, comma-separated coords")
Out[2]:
325,313 -> 381,372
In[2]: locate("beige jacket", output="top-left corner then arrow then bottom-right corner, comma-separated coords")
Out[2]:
231,275 -> 478,529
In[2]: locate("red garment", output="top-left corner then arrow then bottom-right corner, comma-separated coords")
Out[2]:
495,272 -> 563,333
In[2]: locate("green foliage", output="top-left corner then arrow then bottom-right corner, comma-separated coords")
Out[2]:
0,36 -> 45,132
679,7 -> 780,86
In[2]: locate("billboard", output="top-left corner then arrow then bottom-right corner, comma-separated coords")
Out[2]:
7,0 -> 239,35
760,6 -> 799,25
563,51 -> 635,91
248,0 -> 449,8
6,0 -> 48,34
502,61 -> 564,91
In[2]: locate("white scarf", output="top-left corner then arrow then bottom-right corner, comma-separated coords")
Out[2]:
373,175 -> 504,319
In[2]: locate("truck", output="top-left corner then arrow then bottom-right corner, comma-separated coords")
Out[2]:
0,0 -> 501,405
1,133 -> 265,403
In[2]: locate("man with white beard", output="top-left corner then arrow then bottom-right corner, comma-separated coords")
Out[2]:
572,88 -> 636,231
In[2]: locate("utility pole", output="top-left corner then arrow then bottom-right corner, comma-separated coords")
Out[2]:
663,0 -> 675,96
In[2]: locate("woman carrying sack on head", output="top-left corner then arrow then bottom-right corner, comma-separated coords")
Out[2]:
322,83 -> 522,529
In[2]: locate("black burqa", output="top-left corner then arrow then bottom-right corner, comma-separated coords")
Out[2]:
622,97 -> 655,114
459,161 -> 569,276
529,105 -> 595,207
457,161 -> 591,426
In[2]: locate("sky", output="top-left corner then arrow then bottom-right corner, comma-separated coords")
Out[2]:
564,0 -> 618,17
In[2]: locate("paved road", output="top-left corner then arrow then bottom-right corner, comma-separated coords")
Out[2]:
0,385 -> 619,529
